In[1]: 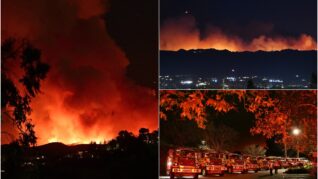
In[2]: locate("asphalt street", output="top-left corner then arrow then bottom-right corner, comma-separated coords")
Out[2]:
160,169 -> 313,179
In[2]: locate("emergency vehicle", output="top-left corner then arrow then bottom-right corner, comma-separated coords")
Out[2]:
198,150 -> 226,176
225,153 -> 246,174
166,148 -> 201,179
256,156 -> 270,170
243,155 -> 260,173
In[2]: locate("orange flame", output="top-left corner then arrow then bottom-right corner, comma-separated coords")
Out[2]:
27,68 -> 157,145
2,0 -> 158,145
160,16 -> 317,51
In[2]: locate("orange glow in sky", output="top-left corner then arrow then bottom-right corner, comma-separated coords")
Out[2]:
2,0 -> 158,145
160,16 -> 317,52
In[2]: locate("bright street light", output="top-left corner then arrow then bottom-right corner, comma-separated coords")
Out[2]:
292,128 -> 301,136
292,128 -> 301,158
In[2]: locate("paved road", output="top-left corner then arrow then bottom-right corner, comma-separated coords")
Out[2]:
160,169 -> 313,179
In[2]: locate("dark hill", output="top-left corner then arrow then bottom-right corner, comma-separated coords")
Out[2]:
160,49 -> 317,81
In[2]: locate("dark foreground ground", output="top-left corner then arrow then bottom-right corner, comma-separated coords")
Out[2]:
160,169 -> 316,179
2,130 -> 158,179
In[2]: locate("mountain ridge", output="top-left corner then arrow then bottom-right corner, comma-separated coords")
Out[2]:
160,48 -> 317,81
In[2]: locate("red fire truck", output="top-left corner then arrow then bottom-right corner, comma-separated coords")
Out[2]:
286,157 -> 300,168
267,156 -> 281,175
166,148 -> 201,179
279,158 -> 290,169
225,153 -> 246,174
243,155 -> 260,173
199,150 -> 226,176
257,156 -> 270,170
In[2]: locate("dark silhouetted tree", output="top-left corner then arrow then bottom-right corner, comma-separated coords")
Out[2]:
116,130 -> 138,151
309,72 -> 317,89
265,137 -> 284,156
247,79 -> 256,89
138,128 -> 150,143
243,144 -> 266,156
160,104 -> 204,147
149,130 -> 158,144
1,38 -> 50,147
204,122 -> 238,152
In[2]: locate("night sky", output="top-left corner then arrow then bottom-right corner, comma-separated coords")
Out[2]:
161,0 -> 317,39
160,0 -> 317,51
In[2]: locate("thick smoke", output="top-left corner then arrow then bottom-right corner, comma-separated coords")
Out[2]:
2,0 -> 157,144
105,0 -> 158,89
160,16 -> 317,51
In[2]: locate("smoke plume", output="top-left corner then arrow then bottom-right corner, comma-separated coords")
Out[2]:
160,16 -> 317,51
2,0 -> 157,144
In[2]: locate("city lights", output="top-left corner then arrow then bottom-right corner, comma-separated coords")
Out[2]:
160,75 -> 309,89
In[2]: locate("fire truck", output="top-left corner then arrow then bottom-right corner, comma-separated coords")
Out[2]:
198,150 -> 226,176
225,153 -> 246,174
286,157 -> 301,168
243,155 -> 260,173
266,156 -> 281,175
166,148 -> 201,179
279,158 -> 290,169
267,156 -> 282,169
256,156 -> 270,170
298,157 -> 312,168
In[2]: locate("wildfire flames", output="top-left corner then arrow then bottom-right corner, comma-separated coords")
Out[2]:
2,0 -> 157,145
160,16 -> 317,51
